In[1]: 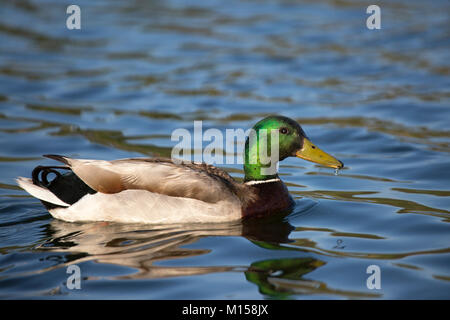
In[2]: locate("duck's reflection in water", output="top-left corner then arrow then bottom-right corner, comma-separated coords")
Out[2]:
38,215 -> 380,298
39,215 -> 293,278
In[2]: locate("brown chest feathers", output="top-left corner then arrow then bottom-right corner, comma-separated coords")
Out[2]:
242,180 -> 295,218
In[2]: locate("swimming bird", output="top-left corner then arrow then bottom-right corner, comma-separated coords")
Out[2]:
16,116 -> 343,224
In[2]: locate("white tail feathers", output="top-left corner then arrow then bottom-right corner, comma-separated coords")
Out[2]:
16,177 -> 70,207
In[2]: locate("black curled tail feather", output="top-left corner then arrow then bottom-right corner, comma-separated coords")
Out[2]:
32,165 -> 71,187
31,164 -> 96,209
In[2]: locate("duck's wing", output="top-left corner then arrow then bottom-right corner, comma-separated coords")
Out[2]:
44,155 -> 253,204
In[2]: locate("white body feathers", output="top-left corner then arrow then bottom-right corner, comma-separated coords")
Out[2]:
16,157 -> 245,224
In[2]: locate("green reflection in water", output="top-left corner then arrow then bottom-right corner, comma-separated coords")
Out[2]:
245,257 -> 381,299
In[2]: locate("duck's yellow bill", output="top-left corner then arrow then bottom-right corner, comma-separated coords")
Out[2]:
296,138 -> 344,169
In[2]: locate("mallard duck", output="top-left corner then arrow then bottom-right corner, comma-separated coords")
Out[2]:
16,116 -> 343,224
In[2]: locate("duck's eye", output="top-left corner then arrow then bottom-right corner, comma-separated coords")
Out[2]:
280,127 -> 289,134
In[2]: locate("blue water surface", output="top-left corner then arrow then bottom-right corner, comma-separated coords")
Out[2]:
0,0 -> 449,299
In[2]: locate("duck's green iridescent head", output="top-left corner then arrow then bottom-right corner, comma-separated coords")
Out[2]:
244,115 -> 343,181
